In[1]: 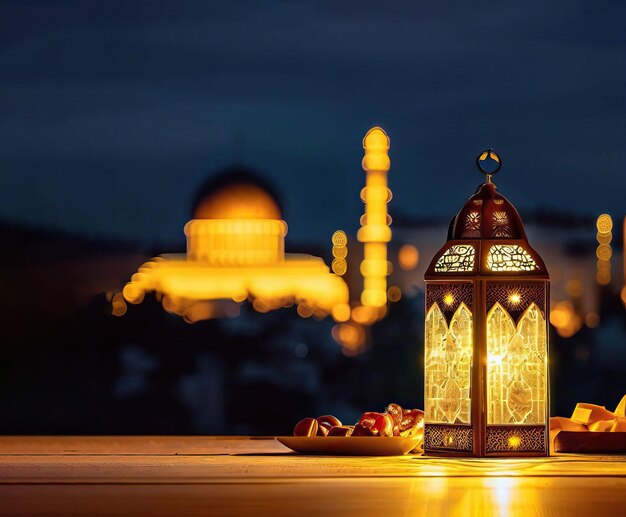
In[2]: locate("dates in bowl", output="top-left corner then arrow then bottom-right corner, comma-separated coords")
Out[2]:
293,403 -> 424,440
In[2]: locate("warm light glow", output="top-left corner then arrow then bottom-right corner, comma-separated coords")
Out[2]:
596,215 -> 613,286
596,244 -> 612,261
550,300 -> 582,337
596,213 -> 613,233
331,258 -> 347,275
122,179 -> 350,320
332,246 -> 347,259
508,293 -> 521,305
358,127 -> 392,308
585,312 -> 600,328
424,151 -> 550,456
398,244 -> 419,270
425,302 -> 473,424
387,285 -> 402,302
331,231 -> 348,276
351,305 -> 383,325
194,183 -> 282,220
111,292 -> 127,317
331,303 -> 351,322
123,283 -> 144,305
487,245 -> 537,272
124,254 -> 348,316
297,304 -> 313,318
488,477 -> 519,517
507,435 -> 521,449
185,302 -> 215,323
487,303 -> 547,424
185,219 -> 288,266
332,230 -> 347,247
565,279 -> 583,297
332,323 -> 366,355
434,245 -> 475,273
596,270 -> 611,285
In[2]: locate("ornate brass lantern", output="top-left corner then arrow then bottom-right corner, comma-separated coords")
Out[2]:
423,150 -> 549,456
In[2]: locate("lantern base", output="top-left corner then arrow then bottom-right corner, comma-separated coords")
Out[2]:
424,423 -> 548,457
485,424 -> 548,456
424,424 -> 473,454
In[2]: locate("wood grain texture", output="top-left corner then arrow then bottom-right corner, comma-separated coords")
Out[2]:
0,436 -> 625,516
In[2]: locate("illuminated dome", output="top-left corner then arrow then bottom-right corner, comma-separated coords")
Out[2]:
122,163 -> 348,320
186,167 -> 287,266
192,167 -> 282,220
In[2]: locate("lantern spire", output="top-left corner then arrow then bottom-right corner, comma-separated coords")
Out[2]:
476,148 -> 502,184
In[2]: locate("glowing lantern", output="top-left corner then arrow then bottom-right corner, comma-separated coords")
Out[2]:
423,150 -> 549,456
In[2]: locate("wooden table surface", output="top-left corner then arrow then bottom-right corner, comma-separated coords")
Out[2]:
1,436 -> 625,516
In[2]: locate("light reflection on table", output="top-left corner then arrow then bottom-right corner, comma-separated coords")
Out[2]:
0,436 -> 625,517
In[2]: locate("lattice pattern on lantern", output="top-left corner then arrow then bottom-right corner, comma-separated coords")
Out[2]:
492,211 -> 513,237
424,424 -> 473,452
486,281 -> 545,321
485,426 -> 546,453
465,211 -> 481,232
426,282 -> 473,324
434,245 -> 475,272
425,302 -> 473,424
486,303 -> 547,425
487,245 -> 537,272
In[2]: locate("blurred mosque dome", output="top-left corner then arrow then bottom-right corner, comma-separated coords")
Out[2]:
185,166 -> 287,266
122,164 -> 349,319
192,166 -> 283,221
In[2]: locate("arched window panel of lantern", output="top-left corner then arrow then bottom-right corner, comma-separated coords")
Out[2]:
433,244 -> 476,273
486,244 -> 538,272
484,280 -> 548,454
424,282 -> 474,434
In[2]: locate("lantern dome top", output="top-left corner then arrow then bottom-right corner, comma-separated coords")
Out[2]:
447,182 -> 526,241
425,150 -> 548,279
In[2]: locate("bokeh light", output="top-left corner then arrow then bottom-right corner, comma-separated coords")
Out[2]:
550,300 -> 582,337
398,244 -> 419,271
596,213 -> 613,233
387,285 -> 402,302
565,279 -> 582,298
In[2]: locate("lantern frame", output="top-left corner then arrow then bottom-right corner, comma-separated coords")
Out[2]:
423,154 -> 549,457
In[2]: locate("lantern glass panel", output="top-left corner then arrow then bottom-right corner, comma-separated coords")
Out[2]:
486,244 -> 538,272
434,244 -> 476,273
487,302 -> 547,424
425,302 -> 473,424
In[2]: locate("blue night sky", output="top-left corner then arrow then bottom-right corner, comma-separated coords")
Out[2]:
1,0 -> 625,244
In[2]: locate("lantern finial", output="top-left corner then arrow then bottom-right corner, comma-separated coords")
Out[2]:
476,148 -> 502,184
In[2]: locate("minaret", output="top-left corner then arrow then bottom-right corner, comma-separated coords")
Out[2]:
358,127 -> 391,308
